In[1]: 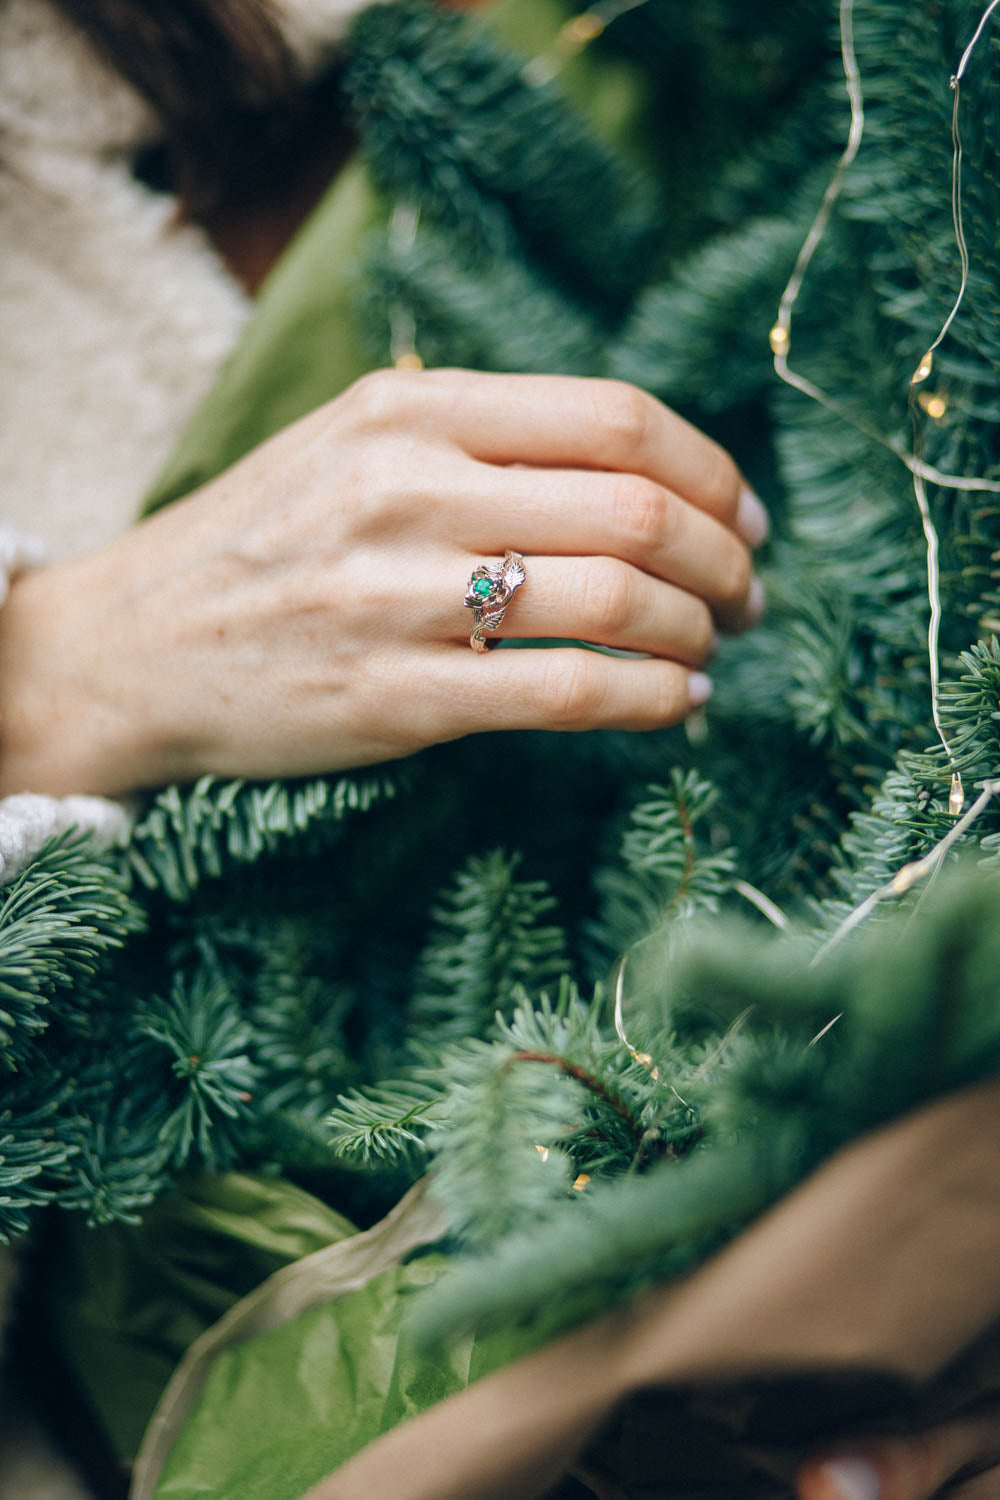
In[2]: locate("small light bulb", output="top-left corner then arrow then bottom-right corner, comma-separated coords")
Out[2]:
948,771 -> 965,817
918,392 -> 948,420
769,324 -> 790,355
911,351 -> 934,384
572,1173 -> 591,1192
891,861 -> 921,895
534,1144 -> 550,1162
565,12 -> 605,44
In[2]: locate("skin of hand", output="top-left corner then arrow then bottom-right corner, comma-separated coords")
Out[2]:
0,369 -> 768,798
796,1402 -> 1000,1500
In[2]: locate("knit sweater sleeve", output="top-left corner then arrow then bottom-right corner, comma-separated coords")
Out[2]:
0,525 -> 132,885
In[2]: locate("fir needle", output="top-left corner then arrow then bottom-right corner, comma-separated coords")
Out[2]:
808,1013 -> 843,1046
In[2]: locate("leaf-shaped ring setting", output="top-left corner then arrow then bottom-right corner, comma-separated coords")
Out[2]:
464,550 -> 527,653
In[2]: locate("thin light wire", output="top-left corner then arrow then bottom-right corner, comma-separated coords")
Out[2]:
769,0 -> 865,366
773,0 -> 1000,951
910,459 -> 953,764
901,4 -> 1000,766
732,879 -> 790,930
775,0 -> 1000,780
810,777 -> 1000,964
387,203 -> 422,367
771,0 -> 1000,497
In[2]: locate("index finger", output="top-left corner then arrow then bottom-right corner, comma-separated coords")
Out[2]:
416,369 -> 757,536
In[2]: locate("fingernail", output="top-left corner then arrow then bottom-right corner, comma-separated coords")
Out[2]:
688,672 -> 713,706
736,485 -> 770,548
747,575 -> 766,623
813,1458 -> 881,1500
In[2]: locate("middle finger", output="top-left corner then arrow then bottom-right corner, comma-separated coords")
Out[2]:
455,461 -> 761,633
440,552 -> 716,665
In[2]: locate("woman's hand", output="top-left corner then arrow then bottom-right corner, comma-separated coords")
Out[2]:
797,1403 -> 1000,1500
0,369 -> 767,797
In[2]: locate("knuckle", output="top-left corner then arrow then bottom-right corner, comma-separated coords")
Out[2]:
611,477 -> 672,553
545,654 -> 606,729
582,560 -> 634,638
595,381 -> 654,452
341,368 -> 418,429
700,440 -> 741,518
648,667 -> 689,726
717,544 -> 752,609
690,601 -> 716,662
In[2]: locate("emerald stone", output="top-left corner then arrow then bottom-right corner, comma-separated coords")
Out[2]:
472,577 -> 492,599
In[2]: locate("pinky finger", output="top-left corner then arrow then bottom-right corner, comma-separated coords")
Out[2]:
452,646 -> 712,736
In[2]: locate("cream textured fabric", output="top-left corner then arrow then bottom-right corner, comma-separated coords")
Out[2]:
0,792 -> 132,885
0,526 -> 48,605
278,0 -> 393,69
0,0 -> 254,874
0,0 -> 251,563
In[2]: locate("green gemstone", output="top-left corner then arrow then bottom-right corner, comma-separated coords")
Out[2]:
473,577 -> 492,599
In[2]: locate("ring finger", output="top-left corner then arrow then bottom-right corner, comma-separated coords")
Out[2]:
444,552 -> 716,665
457,462 -> 761,634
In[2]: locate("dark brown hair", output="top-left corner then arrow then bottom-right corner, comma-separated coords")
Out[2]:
52,0 -> 342,211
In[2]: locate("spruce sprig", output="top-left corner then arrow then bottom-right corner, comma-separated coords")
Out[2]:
135,969 -> 258,1169
410,849 -> 568,1045
0,834 -> 143,1069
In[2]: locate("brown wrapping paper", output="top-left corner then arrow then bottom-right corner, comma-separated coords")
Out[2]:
305,1076 -> 1000,1500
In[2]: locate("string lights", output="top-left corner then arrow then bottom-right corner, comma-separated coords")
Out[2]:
814,777 -> 1000,962
389,2 -> 1000,966
772,0 -> 1000,818
769,0 -> 1000,957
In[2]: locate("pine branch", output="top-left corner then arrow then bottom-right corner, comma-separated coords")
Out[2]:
410,849 -> 569,1045
127,770 -> 402,903
0,834 -> 143,1069
414,865 -> 1000,1346
592,769 -> 737,962
0,1092 -> 76,1243
328,1081 -> 442,1166
345,0 -> 657,315
134,968 -> 258,1169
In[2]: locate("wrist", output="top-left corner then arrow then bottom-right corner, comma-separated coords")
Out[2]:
0,556 -> 157,798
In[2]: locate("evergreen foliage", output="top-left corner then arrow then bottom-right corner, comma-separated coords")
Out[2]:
0,835 -> 143,1067
4,0 -> 1000,1374
413,866 -> 1000,1345
344,0 -> 658,316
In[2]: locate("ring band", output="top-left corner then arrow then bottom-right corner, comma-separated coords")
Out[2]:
464,550 -> 526,653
